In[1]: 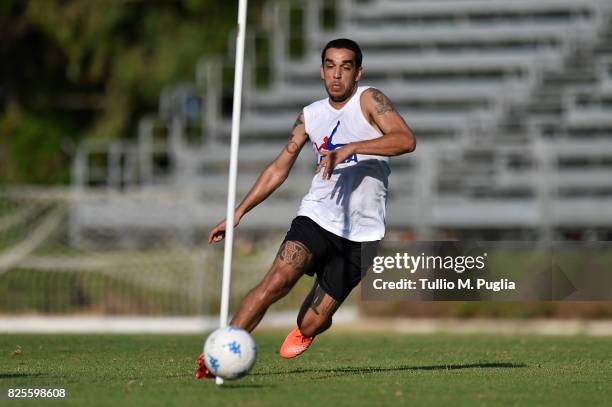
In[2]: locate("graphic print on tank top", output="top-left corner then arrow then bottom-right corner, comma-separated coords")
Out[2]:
299,86 -> 391,242
315,121 -> 358,164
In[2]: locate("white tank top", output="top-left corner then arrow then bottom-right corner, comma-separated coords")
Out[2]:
297,86 -> 390,242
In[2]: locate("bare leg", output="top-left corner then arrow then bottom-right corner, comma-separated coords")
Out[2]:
230,241 -> 312,332
296,280 -> 341,337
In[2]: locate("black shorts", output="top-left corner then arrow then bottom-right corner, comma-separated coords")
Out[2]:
282,216 -> 380,302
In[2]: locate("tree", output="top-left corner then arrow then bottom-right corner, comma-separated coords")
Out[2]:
0,0 -> 264,184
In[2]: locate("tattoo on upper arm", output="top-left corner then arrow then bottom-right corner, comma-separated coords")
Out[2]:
277,241 -> 312,271
371,89 -> 395,115
292,113 -> 304,130
286,113 -> 305,155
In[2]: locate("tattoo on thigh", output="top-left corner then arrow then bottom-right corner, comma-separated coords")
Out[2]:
309,283 -> 326,315
277,241 -> 312,271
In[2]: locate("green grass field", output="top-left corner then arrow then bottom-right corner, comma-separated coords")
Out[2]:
1,331 -> 611,406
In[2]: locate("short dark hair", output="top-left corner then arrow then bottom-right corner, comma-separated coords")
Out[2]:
321,38 -> 363,68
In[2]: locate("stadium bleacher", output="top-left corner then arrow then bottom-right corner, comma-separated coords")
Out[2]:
71,0 -> 612,244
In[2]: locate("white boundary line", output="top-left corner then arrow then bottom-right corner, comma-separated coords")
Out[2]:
0,309 -> 356,334
2,309 -> 612,336
344,317 -> 612,337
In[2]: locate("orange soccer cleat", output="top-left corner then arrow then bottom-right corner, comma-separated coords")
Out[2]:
195,353 -> 215,379
279,327 -> 314,359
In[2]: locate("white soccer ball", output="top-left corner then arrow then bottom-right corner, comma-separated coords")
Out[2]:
203,326 -> 257,379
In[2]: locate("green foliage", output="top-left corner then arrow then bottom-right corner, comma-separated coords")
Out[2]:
0,107 -> 72,184
10,112 -> 72,183
0,0 -> 266,184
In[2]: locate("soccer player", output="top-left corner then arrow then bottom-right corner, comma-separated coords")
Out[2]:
197,38 -> 415,378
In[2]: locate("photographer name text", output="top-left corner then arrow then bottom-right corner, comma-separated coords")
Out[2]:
370,252 -> 516,292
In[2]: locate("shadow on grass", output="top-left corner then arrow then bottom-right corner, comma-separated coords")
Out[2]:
220,383 -> 275,389
253,362 -> 526,379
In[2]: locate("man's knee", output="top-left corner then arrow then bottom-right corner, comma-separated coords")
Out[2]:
297,282 -> 340,336
259,266 -> 296,301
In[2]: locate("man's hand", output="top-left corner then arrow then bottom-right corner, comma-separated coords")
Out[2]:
208,215 -> 241,243
316,145 -> 355,180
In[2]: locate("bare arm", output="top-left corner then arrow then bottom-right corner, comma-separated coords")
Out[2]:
208,112 -> 309,243
317,88 -> 416,179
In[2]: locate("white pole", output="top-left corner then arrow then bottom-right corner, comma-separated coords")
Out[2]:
216,0 -> 248,386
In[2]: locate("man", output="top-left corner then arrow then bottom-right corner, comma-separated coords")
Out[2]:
196,38 -> 415,378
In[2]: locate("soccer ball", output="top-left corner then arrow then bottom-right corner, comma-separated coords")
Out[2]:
203,326 -> 257,379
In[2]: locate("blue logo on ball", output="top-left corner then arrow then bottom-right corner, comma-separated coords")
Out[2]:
226,341 -> 242,356
208,355 -> 220,372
